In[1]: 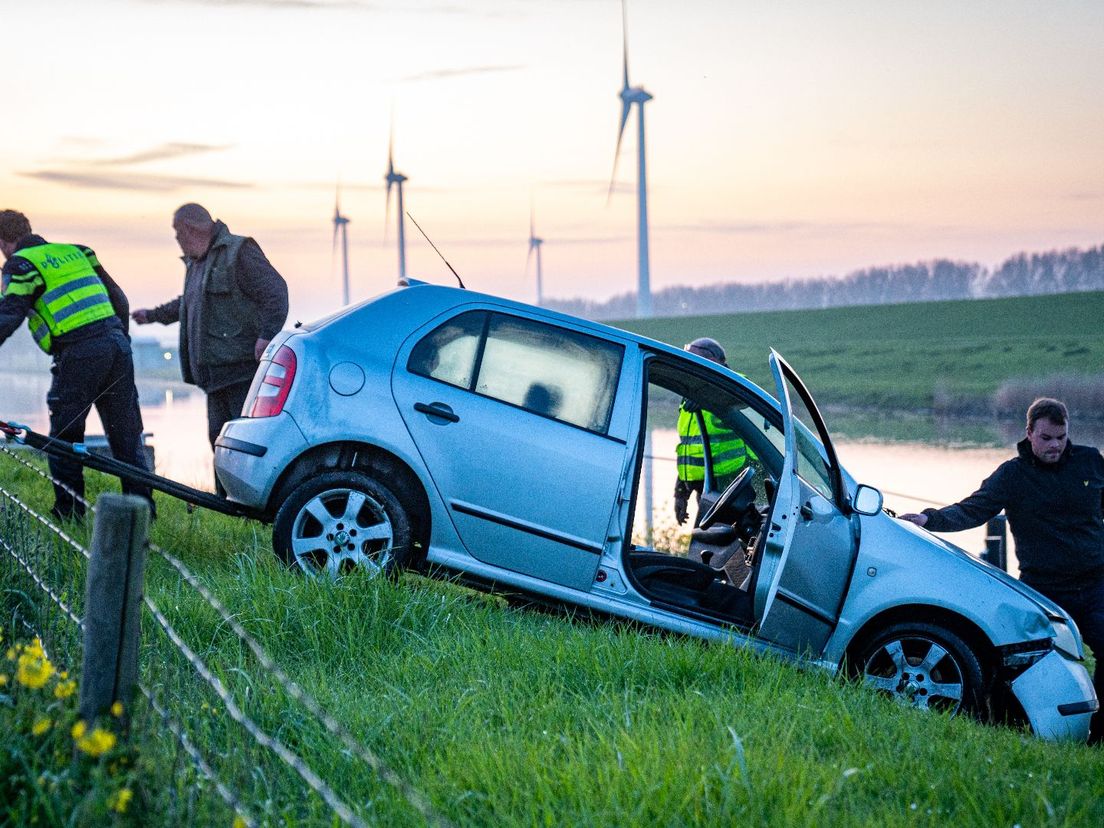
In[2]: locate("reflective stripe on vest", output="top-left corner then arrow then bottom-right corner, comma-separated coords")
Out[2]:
676,406 -> 748,483
14,244 -> 115,353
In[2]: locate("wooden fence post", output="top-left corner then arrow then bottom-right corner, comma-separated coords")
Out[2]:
79,493 -> 149,728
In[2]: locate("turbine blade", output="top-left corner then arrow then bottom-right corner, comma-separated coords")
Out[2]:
621,0 -> 630,90
608,99 -> 632,202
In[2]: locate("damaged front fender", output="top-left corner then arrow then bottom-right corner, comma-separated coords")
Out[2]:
1011,650 -> 1097,742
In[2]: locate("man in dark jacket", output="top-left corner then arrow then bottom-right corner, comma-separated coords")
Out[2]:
0,209 -> 153,519
902,398 -> 1104,744
132,204 -> 288,455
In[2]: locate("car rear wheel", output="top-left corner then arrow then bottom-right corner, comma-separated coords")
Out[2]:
272,470 -> 412,578
854,622 -> 987,718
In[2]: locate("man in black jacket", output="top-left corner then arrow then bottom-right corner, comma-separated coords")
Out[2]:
902,398 -> 1104,744
131,204 -> 288,458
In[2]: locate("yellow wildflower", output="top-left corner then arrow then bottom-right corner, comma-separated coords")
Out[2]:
233,816 -> 248,828
54,679 -> 77,699
5,646 -> 15,661
16,651 -> 54,689
75,726 -> 117,757
108,788 -> 133,814
32,717 -> 52,736
71,721 -> 87,739
110,701 -> 124,717
0,673 -> 8,686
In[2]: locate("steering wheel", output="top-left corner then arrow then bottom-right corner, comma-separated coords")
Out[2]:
697,466 -> 756,530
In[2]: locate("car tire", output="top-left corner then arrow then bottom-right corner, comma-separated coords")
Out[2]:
853,622 -> 988,719
272,470 -> 412,578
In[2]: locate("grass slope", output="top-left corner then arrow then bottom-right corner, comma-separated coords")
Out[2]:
3,459 -> 1104,826
614,291 -> 1104,410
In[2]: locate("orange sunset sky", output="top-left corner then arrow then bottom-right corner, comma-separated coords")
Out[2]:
2,0 -> 1102,333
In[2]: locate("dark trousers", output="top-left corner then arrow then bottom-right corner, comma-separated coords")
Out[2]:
206,380 -> 253,449
206,380 -> 252,494
47,330 -> 153,518
1032,577 -> 1104,743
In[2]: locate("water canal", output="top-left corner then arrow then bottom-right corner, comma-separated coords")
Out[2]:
6,370 -> 1103,579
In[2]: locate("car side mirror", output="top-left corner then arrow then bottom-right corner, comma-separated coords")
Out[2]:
852,484 -> 883,516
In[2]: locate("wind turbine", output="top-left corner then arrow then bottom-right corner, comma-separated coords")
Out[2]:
332,186 -> 351,305
384,126 -> 408,283
609,0 -> 653,319
527,206 -> 544,306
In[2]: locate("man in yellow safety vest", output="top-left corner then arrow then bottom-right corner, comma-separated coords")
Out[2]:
674,337 -> 751,525
0,210 -> 152,520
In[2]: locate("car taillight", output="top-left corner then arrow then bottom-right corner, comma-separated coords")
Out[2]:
249,345 -> 297,418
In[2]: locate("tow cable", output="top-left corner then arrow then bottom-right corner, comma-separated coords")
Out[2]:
0,419 -> 264,520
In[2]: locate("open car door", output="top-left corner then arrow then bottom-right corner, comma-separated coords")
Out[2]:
754,351 -> 859,657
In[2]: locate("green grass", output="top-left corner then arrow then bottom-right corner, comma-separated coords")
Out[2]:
4,457 -> 1104,826
614,291 -> 1104,412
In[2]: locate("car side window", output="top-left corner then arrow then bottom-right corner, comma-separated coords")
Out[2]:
407,311 -> 486,389
408,311 -> 623,434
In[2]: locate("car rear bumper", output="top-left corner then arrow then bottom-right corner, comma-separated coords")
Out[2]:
214,413 -> 308,512
1012,650 -> 1098,742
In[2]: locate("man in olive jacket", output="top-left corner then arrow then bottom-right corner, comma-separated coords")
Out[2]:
902,398 -> 1104,744
132,203 -> 288,454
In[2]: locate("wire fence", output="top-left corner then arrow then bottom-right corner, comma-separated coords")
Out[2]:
0,431 -> 966,825
0,442 -> 451,827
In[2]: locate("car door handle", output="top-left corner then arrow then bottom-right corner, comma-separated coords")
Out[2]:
414,402 -> 460,423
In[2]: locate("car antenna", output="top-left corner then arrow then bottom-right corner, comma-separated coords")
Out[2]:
406,212 -> 466,289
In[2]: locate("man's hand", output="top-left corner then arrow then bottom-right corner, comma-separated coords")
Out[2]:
254,337 -> 270,361
131,309 -> 151,324
900,513 -> 928,527
674,479 -> 691,525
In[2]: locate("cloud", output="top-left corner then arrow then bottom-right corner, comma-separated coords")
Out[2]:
21,169 -> 251,192
399,64 -> 524,83
673,220 -> 901,236
24,140 -> 242,193
91,142 -> 231,167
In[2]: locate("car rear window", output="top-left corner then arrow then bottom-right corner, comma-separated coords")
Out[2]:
408,311 -> 624,434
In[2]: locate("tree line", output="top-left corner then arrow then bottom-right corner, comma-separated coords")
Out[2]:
545,241 -> 1104,320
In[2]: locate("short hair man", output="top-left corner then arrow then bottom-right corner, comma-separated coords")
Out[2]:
132,204 -> 288,479
902,398 -> 1104,744
0,209 -> 153,519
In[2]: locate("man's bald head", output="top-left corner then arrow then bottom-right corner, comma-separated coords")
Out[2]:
172,203 -> 215,258
173,203 -> 214,229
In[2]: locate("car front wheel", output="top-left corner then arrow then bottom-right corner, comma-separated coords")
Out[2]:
272,470 -> 412,577
854,622 -> 987,718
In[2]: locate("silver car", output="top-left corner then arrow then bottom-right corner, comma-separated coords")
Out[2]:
214,281 -> 1097,741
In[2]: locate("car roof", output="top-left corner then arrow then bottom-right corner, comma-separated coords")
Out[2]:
305,280 -> 775,403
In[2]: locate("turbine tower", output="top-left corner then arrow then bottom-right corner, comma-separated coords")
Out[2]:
609,0 -> 653,319
527,207 -> 544,306
332,187 -> 351,306
384,126 -> 408,283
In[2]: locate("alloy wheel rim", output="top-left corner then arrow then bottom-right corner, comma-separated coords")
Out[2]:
290,487 -> 394,576
861,635 -> 965,713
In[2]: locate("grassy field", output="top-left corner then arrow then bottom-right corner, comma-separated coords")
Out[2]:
614,291 -> 1104,414
3,458 -> 1104,826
